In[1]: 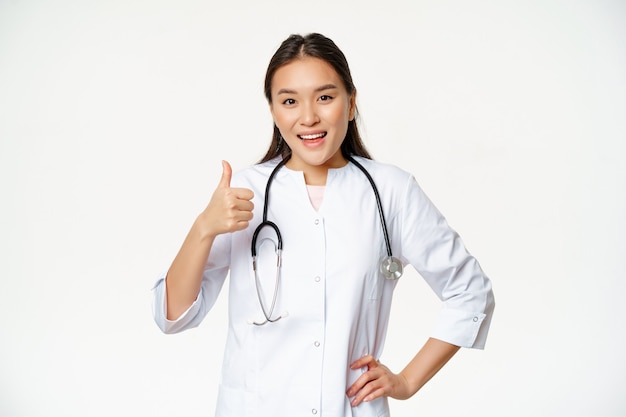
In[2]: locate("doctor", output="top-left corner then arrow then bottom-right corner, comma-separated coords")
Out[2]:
153,33 -> 495,417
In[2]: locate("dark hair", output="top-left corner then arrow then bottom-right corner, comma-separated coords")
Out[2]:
259,33 -> 371,163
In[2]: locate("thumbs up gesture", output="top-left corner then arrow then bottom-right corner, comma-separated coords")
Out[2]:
198,161 -> 254,238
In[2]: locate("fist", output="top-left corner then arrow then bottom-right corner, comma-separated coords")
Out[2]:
199,160 -> 254,237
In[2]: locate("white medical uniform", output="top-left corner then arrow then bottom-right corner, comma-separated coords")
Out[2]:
153,156 -> 495,417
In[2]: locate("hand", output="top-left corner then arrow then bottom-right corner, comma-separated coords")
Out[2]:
196,160 -> 254,238
346,355 -> 412,407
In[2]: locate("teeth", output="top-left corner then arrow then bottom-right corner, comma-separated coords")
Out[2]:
299,133 -> 325,140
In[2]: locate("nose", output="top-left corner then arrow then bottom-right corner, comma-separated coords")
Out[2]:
299,103 -> 319,126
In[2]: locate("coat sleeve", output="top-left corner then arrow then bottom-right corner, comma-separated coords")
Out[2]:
399,175 -> 495,349
152,232 -> 231,334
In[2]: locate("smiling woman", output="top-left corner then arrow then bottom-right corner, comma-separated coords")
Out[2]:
260,34 -> 371,166
152,33 -> 495,417
269,57 -> 355,184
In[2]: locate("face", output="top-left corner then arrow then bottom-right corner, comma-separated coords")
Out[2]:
269,57 -> 356,176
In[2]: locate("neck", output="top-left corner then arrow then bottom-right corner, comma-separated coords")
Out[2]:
302,167 -> 330,186
285,152 -> 348,186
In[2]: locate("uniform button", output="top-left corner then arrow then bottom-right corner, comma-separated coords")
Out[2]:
314,218 -> 320,225
314,341 -> 320,347
473,317 -> 478,322
312,409 -> 318,415
314,276 -> 321,282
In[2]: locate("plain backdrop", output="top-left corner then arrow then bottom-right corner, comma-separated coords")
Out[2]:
1,0 -> 625,416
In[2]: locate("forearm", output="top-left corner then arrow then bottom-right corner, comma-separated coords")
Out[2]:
161,161 -> 254,321
400,337 -> 460,396
165,216 -> 216,320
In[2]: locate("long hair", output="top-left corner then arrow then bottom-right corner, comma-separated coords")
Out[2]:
259,33 -> 371,163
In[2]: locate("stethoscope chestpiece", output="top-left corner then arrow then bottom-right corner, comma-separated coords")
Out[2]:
380,256 -> 403,280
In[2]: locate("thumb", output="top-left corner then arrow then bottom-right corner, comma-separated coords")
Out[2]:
218,160 -> 232,188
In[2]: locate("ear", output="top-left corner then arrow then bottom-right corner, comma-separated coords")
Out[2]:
348,90 -> 357,121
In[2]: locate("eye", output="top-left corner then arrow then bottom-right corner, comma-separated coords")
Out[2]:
319,95 -> 333,102
282,98 -> 296,106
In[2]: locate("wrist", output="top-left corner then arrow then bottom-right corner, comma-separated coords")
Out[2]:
192,214 -> 219,243
398,370 -> 421,397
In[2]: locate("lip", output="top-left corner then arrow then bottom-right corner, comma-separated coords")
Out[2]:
296,131 -> 327,149
297,131 -> 327,140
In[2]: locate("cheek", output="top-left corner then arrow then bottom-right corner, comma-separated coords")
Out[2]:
322,106 -> 349,127
273,111 -> 295,129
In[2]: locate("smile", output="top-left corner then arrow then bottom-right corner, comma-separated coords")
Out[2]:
298,132 -> 327,140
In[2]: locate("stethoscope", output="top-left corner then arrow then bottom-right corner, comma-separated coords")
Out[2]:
249,154 -> 403,325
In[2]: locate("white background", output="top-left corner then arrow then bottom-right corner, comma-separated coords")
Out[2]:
1,0 -> 625,416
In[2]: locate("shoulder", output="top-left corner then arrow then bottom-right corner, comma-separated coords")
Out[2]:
348,156 -> 437,216
349,156 -> 413,187
230,158 -> 282,187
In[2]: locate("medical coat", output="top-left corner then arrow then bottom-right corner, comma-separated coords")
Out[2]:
153,156 -> 495,417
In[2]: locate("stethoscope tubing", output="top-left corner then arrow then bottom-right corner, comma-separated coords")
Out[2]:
249,154 -> 402,325
345,155 -> 393,258
250,156 -> 289,257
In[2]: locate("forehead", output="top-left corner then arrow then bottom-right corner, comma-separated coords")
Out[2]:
271,57 -> 344,92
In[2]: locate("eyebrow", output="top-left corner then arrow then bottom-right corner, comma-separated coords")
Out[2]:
276,83 -> 339,95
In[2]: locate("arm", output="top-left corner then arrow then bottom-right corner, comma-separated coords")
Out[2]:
165,160 -> 254,320
346,174 -> 493,405
346,338 -> 459,406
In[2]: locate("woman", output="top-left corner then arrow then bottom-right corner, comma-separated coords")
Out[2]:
153,33 -> 495,417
